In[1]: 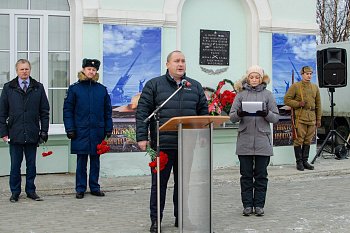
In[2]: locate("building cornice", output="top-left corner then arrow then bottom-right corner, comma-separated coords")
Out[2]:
83,9 -> 177,27
260,21 -> 319,34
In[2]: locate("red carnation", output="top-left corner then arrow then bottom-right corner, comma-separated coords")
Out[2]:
42,150 -> 53,157
149,151 -> 169,173
207,79 -> 236,115
97,140 -> 110,155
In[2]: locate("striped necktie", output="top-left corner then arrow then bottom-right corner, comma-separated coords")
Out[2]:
22,80 -> 28,92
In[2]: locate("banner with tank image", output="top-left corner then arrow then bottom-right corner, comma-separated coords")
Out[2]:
272,33 -> 316,146
103,24 -> 161,152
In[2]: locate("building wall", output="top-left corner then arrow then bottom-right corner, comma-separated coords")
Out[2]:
180,0 -> 247,90
0,0 -> 318,177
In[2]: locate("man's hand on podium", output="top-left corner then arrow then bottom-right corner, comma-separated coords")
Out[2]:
138,140 -> 148,151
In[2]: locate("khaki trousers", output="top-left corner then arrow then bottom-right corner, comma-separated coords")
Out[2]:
294,123 -> 316,146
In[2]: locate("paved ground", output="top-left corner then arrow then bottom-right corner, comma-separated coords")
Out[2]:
1,152 -> 350,233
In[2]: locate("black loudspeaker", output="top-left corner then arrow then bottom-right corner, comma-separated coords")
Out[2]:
317,47 -> 347,88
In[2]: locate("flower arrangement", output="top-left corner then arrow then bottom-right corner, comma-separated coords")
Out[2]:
124,127 -> 168,173
206,79 -> 236,115
97,140 -> 111,155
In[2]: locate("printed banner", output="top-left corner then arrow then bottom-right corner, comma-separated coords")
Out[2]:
272,33 -> 316,146
103,25 -> 161,152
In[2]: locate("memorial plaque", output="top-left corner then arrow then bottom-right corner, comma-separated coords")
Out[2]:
200,29 -> 230,66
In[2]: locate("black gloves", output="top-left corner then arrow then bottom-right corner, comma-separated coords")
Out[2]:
256,109 -> 269,117
237,109 -> 249,117
67,131 -> 76,139
237,109 -> 268,117
105,131 -> 112,138
39,131 -> 48,144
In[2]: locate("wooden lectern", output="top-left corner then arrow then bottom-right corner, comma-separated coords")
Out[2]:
160,116 -> 229,233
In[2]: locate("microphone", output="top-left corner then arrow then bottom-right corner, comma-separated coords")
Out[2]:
181,79 -> 191,87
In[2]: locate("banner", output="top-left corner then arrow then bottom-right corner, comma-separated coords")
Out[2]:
272,33 -> 316,146
103,25 -> 161,152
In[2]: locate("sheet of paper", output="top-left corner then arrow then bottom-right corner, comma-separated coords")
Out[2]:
242,101 -> 265,113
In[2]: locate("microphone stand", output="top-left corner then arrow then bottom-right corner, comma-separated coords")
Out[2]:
143,85 -> 183,233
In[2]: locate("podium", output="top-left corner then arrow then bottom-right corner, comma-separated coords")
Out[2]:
160,116 -> 229,233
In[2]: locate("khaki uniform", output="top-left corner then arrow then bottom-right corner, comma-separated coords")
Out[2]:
284,81 -> 322,146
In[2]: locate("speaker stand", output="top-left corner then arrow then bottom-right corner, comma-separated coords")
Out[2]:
311,88 -> 348,163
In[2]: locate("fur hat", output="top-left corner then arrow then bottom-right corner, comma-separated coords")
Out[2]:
300,66 -> 313,74
246,65 -> 264,77
82,58 -> 100,71
234,69 -> 271,93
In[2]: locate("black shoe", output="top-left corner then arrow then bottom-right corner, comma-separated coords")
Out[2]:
255,207 -> 264,216
76,192 -> 84,199
91,191 -> 105,197
150,220 -> 161,232
26,192 -> 43,201
10,193 -> 19,203
303,161 -> 314,170
175,217 -> 178,227
243,207 -> 253,216
296,162 -> 304,171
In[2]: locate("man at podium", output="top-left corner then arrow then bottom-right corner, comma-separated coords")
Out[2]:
136,50 -> 208,232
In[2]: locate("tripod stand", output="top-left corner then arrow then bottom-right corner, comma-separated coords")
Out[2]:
311,88 -> 348,164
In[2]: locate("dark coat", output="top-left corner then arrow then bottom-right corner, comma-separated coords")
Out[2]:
63,72 -> 113,155
136,70 -> 208,150
0,77 -> 50,144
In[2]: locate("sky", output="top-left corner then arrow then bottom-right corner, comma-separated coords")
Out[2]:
103,24 -> 161,106
272,33 -> 317,105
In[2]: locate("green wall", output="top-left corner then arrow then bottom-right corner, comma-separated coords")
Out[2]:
181,0 -> 247,90
82,24 -> 102,61
0,135 -> 70,176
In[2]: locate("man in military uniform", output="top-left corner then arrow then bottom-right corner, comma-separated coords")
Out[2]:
284,66 -> 322,171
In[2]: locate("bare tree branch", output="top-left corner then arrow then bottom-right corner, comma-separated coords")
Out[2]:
317,0 -> 350,43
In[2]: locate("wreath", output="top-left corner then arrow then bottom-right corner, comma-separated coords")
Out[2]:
204,79 -> 236,115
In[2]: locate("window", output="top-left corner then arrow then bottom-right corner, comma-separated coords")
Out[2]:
0,14 -> 10,87
0,0 -> 70,125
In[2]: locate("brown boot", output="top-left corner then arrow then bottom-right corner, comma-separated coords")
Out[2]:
302,145 -> 314,170
294,146 -> 304,171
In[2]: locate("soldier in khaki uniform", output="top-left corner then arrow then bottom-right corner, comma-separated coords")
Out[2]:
284,66 -> 322,171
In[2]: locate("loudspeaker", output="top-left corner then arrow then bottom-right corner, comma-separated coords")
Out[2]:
317,47 -> 347,88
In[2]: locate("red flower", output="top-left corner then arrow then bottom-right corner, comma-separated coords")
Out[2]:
220,90 -> 236,114
42,150 -> 53,157
148,151 -> 169,173
97,140 -> 110,155
206,79 -> 236,115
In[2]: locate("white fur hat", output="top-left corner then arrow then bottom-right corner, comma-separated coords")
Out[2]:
246,65 -> 264,77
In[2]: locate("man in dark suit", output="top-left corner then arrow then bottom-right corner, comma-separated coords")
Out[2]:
136,50 -> 208,232
0,59 -> 50,202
